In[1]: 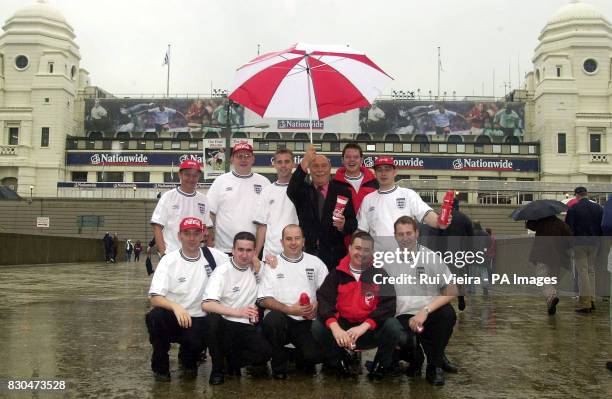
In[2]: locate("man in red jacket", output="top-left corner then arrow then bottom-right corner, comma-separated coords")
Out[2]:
333,143 -> 379,214
312,231 -> 401,379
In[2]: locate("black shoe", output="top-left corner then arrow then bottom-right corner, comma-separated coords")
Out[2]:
301,363 -> 317,376
426,365 -> 445,386
575,307 -> 592,314
458,296 -> 466,311
366,361 -> 394,380
547,297 -> 559,316
591,301 -> 596,311
338,351 -> 358,378
153,371 -> 171,382
272,371 -> 288,380
606,361 -> 612,371
209,372 -> 224,385
441,355 -> 458,374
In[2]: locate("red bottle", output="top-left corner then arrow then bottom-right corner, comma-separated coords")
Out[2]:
299,292 -> 310,306
438,191 -> 455,226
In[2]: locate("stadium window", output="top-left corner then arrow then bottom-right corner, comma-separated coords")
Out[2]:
528,145 -> 537,154
438,143 -> 447,152
384,143 -> 394,152
137,141 -> 146,150
116,132 -> 130,140
48,62 -> 54,73
8,127 -> 19,145
510,145 -> 519,154
71,172 -> 87,182
556,66 -> 561,77
163,172 -> 180,183
456,144 -> 465,153
402,143 -> 412,152
41,127 -> 49,147
590,133 -> 601,152
171,140 -> 181,149
133,172 -> 150,182
474,143 -> 484,154
492,144 -> 501,153
366,144 -> 376,151
176,132 -> 191,140
557,133 -> 566,153
97,172 -> 123,182
189,141 -> 198,150
330,142 -> 341,152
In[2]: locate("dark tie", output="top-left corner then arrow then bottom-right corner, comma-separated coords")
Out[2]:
317,186 -> 325,221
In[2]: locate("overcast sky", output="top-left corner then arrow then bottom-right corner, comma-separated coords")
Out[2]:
3,0 -> 612,98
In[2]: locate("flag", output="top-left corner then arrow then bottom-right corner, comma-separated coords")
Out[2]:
163,48 -> 170,65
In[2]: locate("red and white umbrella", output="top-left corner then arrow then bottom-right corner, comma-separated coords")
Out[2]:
228,43 -> 392,139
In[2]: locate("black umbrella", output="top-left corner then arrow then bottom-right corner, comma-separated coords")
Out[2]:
510,200 -> 568,221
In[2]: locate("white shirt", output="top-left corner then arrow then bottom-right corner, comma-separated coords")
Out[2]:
253,182 -> 299,258
148,249 -> 218,317
148,107 -> 177,125
151,188 -> 213,254
345,173 -> 364,193
203,258 -> 260,324
257,252 -> 328,320
357,186 -> 433,250
207,171 -> 271,253
385,245 -> 453,316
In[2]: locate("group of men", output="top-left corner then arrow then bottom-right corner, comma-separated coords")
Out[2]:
145,141 -> 461,386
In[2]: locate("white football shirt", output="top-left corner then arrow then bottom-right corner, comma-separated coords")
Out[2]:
253,182 -> 299,258
357,186 -> 433,250
151,187 -> 213,254
257,252 -> 328,320
203,258 -> 259,324
207,171 -> 271,253
148,249 -> 216,317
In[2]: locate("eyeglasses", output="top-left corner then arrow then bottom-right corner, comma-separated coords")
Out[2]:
235,153 -> 252,160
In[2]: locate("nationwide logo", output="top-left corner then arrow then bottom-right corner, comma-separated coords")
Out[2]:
113,183 -> 138,188
75,182 -> 96,188
452,158 -> 514,171
277,120 -> 324,130
179,154 -> 203,163
90,153 -> 149,165
363,156 -> 424,169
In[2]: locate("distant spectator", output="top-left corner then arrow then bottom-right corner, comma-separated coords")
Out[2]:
125,239 -> 134,262
485,228 -> 496,274
103,232 -> 113,263
134,241 -> 143,262
472,221 -> 491,296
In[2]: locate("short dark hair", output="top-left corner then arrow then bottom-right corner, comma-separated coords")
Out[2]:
274,148 -> 294,160
393,216 -> 418,233
349,231 -> 374,246
342,143 -> 363,158
233,231 -> 256,247
281,224 -> 303,239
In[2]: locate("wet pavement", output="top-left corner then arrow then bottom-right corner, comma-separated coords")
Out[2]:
0,262 -> 610,399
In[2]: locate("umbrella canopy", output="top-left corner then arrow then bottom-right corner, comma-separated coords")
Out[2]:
228,43 -> 392,120
510,200 -> 568,221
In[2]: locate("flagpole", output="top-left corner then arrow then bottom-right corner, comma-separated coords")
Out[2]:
166,44 -> 170,97
437,46 -> 441,100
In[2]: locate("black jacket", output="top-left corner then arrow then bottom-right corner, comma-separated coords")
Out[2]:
287,165 -> 357,270
565,198 -> 603,246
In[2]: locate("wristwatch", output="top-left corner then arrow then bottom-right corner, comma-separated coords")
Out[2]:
423,306 -> 430,315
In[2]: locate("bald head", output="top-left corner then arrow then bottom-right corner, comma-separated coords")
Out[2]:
310,155 -> 331,187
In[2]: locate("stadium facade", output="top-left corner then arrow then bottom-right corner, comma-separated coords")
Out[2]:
0,0 -> 611,203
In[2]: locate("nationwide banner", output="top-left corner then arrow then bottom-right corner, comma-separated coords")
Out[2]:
84,98 -> 245,134
359,100 -> 525,139
66,152 -> 538,172
57,182 -> 210,189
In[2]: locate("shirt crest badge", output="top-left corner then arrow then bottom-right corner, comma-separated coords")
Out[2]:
254,184 -> 262,194
396,198 -> 406,209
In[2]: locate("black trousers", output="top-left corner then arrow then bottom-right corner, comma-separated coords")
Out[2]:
311,317 -> 402,368
396,303 -> 456,367
262,310 -> 323,373
145,307 -> 207,374
206,316 -> 272,374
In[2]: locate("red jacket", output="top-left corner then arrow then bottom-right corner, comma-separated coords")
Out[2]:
333,166 -> 379,214
316,255 -> 396,330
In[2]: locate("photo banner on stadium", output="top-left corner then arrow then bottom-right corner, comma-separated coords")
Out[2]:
84,98 -> 245,134
359,100 -> 525,139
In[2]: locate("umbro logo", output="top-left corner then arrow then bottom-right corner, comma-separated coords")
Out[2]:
232,286 -> 240,292
172,205 -> 180,210
178,277 -> 186,283
225,187 -> 233,191
276,273 -> 285,279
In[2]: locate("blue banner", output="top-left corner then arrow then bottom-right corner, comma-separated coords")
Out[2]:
65,151 -> 539,172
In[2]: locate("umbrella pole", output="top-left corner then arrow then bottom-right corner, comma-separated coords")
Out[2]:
307,62 -> 313,144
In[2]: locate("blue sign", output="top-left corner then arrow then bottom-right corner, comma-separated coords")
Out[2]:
65,151 -> 539,172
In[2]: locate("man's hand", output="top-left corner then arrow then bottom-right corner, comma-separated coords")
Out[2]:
330,324 -> 353,349
265,254 -> 278,269
332,214 -> 346,231
236,306 -> 259,322
408,310 -> 428,333
303,301 -> 318,320
346,323 -> 369,346
301,144 -> 317,171
437,215 -> 452,230
287,301 -> 314,317
172,304 -> 192,328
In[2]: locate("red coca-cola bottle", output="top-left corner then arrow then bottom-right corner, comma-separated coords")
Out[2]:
438,191 -> 455,226
299,292 -> 310,306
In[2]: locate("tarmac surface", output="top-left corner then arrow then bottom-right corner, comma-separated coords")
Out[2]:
0,261 -> 610,399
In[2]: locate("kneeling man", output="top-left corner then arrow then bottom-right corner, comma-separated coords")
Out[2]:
202,232 -> 272,385
258,224 -> 328,379
145,217 -> 226,381
312,231 -> 402,379
391,216 -> 458,385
